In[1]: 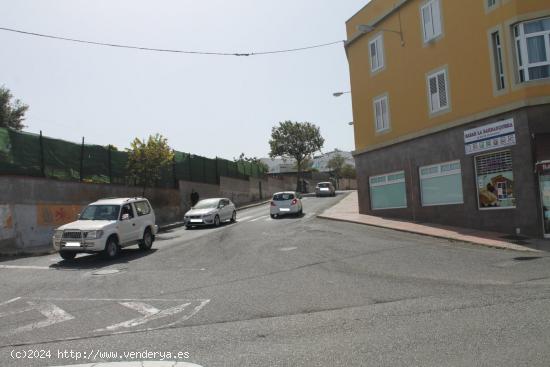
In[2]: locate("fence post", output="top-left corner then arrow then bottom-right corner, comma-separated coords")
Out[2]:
107,145 -> 112,184
79,137 -> 85,182
39,131 -> 45,177
188,153 -> 193,182
215,157 -> 220,185
172,155 -> 177,189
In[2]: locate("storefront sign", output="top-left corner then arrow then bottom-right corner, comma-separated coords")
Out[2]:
464,119 -> 516,155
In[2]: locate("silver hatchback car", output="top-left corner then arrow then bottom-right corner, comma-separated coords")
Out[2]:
184,198 -> 236,228
270,191 -> 303,218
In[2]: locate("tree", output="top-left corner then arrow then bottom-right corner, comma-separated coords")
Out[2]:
341,164 -> 356,179
234,153 -> 269,173
327,153 -> 346,189
0,86 -> 29,131
269,121 -> 324,192
126,134 -> 174,195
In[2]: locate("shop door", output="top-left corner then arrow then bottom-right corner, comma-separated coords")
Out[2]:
540,173 -> 550,238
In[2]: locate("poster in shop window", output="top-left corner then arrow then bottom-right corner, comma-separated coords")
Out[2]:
476,151 -> 516,208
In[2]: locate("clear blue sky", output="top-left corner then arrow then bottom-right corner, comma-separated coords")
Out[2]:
0,0 -> 367,159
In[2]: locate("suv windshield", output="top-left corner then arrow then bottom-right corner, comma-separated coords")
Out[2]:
273,193 -> 295,201
80,205 -> 120,221
193,199 -> 220,209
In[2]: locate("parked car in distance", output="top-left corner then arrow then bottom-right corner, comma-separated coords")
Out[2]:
184,198 -> 236,229
270,191 -> 303,218
315,182 -> 336,197
52,198 -> 158,260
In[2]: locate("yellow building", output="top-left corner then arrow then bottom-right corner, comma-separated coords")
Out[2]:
345,0 -> 550,238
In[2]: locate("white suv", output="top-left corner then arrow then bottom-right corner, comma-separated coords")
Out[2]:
52,198 -> 158,260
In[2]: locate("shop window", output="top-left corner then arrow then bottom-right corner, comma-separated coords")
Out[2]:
420,160 -> 464,206
514,17 -> 550,82
475,150 -> 516,209
369,171 -> 407,210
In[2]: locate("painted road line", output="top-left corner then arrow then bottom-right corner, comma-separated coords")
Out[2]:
0,301 -> 75,336
237,216 -> 253,222
250,215 -> 269,222
96,302 -> 192,331
0,265 -> 51,270
0,297 -> 21,307
118,301 -> 160,317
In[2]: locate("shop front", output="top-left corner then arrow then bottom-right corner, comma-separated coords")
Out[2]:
536,161 -> 550,238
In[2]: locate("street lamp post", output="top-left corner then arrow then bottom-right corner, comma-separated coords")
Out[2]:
332,91 -> 351,97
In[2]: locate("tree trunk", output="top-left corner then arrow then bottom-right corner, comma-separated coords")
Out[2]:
296,162 -> 302,193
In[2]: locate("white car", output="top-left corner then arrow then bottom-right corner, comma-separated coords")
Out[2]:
184,198 -> 236,229
270,191 -> 303,218
52,198 -> 158,260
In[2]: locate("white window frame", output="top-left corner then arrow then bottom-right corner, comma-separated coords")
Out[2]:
490,30 -> 506,90
485,0 -> 500,12
514,17 -> 550,83
373,95 -> 390,133
419,160 -> 464,206
426,68 -> 450,114
369,171 -> 407,210
369,34 -> 385,73
421,0 -> 443,43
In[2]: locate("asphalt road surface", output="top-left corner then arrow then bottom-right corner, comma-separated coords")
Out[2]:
1,193 -> 550,366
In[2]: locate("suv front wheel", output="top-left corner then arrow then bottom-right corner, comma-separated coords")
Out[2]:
103,236 -> 120,259
59,251 -> 76,260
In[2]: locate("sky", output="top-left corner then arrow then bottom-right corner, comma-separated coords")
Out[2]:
0,0 -> 368,159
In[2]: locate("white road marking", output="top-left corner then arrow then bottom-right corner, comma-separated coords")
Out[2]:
118,301 -> 160,317
237,216 -> 253,222
0,301 -> 74,335
0,297 -> 21,307
96,302 -> 192,331
279,247 -> 297,251
250,215 -> 269,222
0,265 -> 51,270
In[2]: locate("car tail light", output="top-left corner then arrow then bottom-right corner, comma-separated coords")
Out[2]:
291,199 -> 298,205
270,201 -> 276,206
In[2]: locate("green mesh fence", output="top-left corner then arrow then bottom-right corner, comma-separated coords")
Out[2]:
0,127 -> 266,186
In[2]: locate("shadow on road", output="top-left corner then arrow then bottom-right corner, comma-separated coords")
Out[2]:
50,248 -> 158,270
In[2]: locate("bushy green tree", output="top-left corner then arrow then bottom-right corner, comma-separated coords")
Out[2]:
126,134 -> 174,195
0,86 -> 28,131
269,121 -> 324,191
234,152 -> 269,173
327,153 -> 346,188
341,164 -> 356,179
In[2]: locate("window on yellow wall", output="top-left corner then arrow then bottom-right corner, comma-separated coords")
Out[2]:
514,17 -> 550,82
491,31 -> 506,90
373,95 -> 390,132
427,69 -> 449,113
421,0 -> 442,43
369,35 -> 385,72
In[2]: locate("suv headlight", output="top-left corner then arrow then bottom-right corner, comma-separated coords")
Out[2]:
53,230 -> 64,239
85,230 -> 103,239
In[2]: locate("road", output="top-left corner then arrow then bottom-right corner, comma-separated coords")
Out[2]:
1,193 -> 550,366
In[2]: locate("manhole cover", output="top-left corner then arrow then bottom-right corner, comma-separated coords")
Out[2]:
92,269 -> 122,276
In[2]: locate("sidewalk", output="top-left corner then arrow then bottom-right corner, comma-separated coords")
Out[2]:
319,191 -> 550,253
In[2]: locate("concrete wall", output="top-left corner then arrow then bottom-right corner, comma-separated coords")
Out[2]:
0,174 -> 295,253
0,176 -> 183,253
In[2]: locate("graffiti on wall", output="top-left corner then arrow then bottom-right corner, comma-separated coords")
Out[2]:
36,204 -> 82,227
0,205 -> 13,229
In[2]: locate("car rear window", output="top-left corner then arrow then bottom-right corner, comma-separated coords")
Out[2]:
273,193 -> 294,201
134,201 -> 151,216
318,183 -> 330,188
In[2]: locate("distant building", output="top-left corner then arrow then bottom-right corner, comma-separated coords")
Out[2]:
311,150 -> 355,173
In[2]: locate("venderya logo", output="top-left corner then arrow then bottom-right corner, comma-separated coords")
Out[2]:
52,362 -> 204,367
